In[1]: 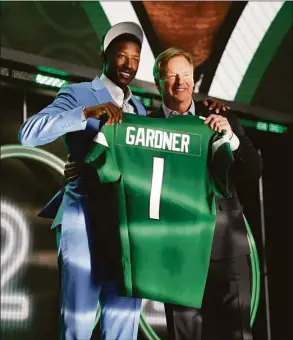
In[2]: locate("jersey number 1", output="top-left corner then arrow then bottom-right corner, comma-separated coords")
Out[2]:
149,157 -> 165,220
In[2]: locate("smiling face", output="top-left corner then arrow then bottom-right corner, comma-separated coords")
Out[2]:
157,55 -> 194,107
103,40 -> 141,90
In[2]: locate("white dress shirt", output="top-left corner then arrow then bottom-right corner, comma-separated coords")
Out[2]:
100,74 -> 135,114
162,100 -> 240,152
81,74 -> 136,128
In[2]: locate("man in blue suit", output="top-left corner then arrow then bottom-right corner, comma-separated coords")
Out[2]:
19,22 -> 147,340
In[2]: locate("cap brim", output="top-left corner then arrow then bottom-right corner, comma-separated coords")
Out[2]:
103,21 -> 143,52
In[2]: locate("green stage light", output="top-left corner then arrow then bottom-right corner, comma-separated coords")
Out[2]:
268,123 -> 288,134
256,121 -> 268,131
37,66 -> 69,77
241,119 -> 288,134
35,74 -> 68,88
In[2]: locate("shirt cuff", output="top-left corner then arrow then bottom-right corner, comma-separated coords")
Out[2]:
229,133 -> 240,151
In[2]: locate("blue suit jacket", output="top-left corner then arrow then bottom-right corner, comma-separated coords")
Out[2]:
19,76 -> 146,227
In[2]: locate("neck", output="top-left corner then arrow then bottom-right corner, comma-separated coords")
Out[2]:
104,72 -> 127,92
164,97 -> 192,114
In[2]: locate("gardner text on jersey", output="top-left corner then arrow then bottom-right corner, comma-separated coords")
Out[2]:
125,126 -> 190,153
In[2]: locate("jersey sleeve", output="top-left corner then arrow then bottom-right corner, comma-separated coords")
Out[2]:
210,132 -> 235,198
84,125 -> 121,184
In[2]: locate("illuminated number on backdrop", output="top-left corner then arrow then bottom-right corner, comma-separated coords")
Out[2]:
149,157 -> 165,220
1,200 -> 30,320
0,145 -> 66,323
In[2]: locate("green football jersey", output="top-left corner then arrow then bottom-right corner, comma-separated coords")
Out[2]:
85,113 -> 234,308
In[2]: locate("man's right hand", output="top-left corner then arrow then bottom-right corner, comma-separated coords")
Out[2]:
83,102 -> 123,125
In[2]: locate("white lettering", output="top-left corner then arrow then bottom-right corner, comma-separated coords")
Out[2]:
125,126 -> 190,153
145,129 -> 155,147
154,130 -> 163,149
162,131 -> 172,150
135,128 -> 146,146
172,133 -> 181,152
126,126 -> 136,145
181,134 -> 190,153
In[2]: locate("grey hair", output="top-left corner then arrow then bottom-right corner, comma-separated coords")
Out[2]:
153,47 -> 194,84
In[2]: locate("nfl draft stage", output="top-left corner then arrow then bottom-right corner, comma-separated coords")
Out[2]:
1,2 -> 291,340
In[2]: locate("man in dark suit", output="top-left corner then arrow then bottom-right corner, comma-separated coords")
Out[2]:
148,47 -> 263,340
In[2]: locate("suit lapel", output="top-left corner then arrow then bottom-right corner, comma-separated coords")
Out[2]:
194,100 -> 209,118
91,76 -> 116,105
148,107 -> 165,118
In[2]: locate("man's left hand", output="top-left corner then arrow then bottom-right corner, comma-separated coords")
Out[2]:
202,98 -> 230,114
204,114 -> 233,138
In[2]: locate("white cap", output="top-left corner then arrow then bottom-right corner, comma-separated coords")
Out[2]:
102,22 -> 144,52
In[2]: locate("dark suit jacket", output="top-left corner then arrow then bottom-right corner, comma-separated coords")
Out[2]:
148,103 -> 263,259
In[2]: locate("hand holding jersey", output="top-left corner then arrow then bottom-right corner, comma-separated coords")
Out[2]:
83,101 -> 123,125
204,113 -> 233,137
